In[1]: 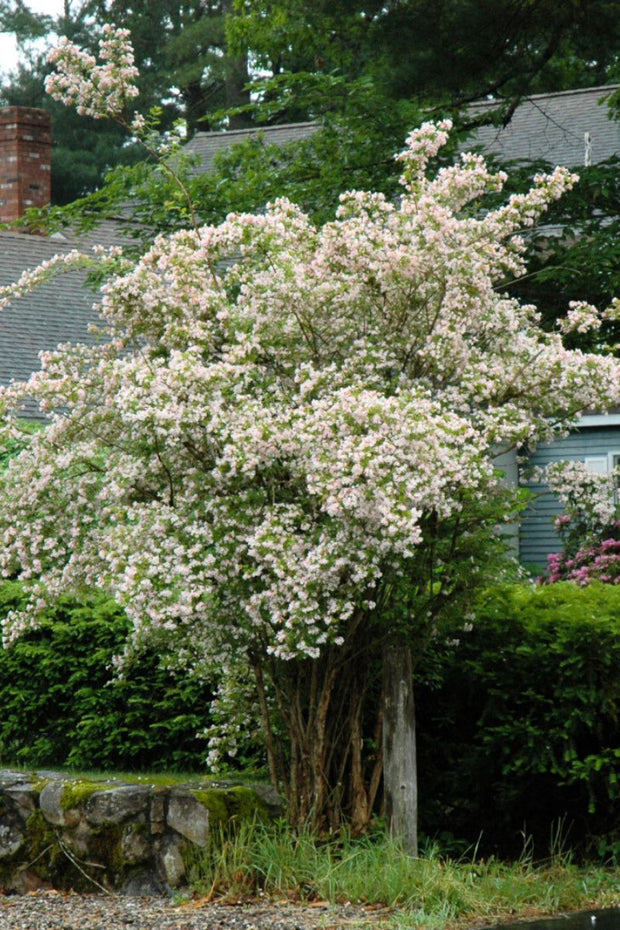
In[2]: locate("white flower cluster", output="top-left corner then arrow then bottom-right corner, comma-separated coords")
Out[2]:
545,460 -> 618,530
558,301 -> 602,334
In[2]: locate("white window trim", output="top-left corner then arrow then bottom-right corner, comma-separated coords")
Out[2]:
578,414 -> 620,427
610,452 -> 620,504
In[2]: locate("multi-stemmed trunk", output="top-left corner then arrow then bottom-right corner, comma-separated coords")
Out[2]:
252,617 -> 418,852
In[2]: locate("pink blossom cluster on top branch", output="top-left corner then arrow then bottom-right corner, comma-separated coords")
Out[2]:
45,25 -> 194,224
45,25 -> 139,120
0,80 -> 619,779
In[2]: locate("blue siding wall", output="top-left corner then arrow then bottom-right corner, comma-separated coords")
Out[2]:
520,426 -> 620,571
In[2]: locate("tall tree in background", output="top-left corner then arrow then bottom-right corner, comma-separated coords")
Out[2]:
230,0 -> 620,109
1,0 -> 618,201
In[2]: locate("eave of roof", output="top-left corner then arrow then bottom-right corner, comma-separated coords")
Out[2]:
466,84 -> 620,167
184,121 -> 318,175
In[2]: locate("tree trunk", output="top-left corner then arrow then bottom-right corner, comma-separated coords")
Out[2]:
382,643 -> 418,855
221,0 -> 253,129
256,614 -> 383,833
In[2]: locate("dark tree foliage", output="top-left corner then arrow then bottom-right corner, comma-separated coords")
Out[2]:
2,0 -> 619,200
91,0 -> 252,132
230,0 -> 620,109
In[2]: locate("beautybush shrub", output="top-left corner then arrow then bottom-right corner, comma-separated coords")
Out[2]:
0,581 -> 215,771
415,582 -> 620,859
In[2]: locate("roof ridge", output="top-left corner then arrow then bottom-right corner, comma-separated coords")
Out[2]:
470,84 -> 619,109
191,120 -> 318,141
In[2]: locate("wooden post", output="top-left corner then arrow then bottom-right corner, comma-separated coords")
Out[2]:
382,643 -> 418,855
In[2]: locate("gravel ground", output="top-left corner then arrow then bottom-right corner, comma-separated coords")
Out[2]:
0,892 -> 391,930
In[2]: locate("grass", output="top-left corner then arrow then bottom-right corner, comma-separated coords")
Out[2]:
183,821 -> 620,930
2,762 -> 259,788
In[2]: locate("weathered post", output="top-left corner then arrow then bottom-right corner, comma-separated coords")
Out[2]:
382,643 -> 418,855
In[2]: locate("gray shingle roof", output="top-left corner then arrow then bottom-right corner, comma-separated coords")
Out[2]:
0,214 -> 148,417
466,85 -> 619,167
0,231 -> 105,417
184,121 -> 318,174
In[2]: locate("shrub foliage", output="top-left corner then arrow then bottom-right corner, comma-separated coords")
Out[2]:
2,577 -> 618,859
416,582 -> 620,858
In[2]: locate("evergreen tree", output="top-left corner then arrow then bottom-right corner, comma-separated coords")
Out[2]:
0,0 -> 253,201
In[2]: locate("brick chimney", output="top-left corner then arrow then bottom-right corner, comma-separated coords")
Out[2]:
0,107 -> 52,223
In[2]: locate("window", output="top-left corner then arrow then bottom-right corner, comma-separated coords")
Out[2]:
585,452 -> 620,506
611,452 -> 620,505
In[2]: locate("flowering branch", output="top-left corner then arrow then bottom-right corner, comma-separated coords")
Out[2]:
45,26 -> 139,120
45,25 -> 197,228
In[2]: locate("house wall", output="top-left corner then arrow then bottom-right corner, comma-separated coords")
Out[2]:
519,426 -> 620,570
495,447 -> 520,557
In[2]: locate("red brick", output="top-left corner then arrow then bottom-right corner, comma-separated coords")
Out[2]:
0,107 -> 52,222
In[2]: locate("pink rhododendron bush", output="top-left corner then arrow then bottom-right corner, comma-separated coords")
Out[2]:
546,531 -> 620,585
543,460 -> 620,584
1,27 -> 619,845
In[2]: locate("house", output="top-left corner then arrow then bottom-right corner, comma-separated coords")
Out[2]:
518,414 -> 620,570
0,112 -> 318,419
183,120 -> 318,173
464,86 -> 620,569
466,84 -> 619,168
0,107 -> 126,418
1,92 -> 618,566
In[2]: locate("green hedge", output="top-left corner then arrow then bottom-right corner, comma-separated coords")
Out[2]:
416,582 -> 620,859
0,582 -> 213,772
2,578 -> 618,859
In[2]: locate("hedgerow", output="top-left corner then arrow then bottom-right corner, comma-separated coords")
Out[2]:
0,581 -> 214,772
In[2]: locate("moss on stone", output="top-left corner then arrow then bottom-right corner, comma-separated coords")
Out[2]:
23,808 -> 60,879
1,774 -> 274,893
190,788 -> 228,825
28,814 -> 125,892
191,786 -> 267,826
31,777 -> 51,794
59,780 -> 111,811
87,821 -> 127,879
227,786 -> 269,822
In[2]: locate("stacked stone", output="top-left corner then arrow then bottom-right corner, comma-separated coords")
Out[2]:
0,770 -> 279,895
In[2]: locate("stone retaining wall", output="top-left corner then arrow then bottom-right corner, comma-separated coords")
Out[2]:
0,770 -> 281,895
